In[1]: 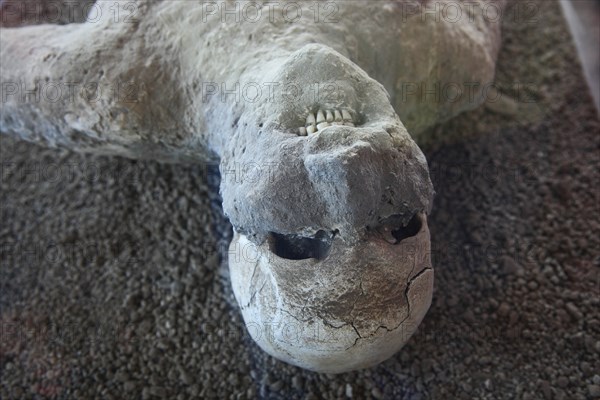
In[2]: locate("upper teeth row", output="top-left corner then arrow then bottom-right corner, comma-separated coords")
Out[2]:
298,109 -> 355,136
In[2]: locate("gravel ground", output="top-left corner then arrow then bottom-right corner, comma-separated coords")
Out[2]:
1,1 -> 599,399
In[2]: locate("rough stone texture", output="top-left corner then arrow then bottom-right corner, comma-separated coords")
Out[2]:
0,0 -> 599,397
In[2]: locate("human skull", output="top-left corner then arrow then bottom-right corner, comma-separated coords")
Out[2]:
223,44 -> 434,373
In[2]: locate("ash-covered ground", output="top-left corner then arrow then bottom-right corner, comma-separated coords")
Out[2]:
1,1 -> 599,399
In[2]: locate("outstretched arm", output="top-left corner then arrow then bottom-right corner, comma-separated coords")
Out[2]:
0,1 -> 199,161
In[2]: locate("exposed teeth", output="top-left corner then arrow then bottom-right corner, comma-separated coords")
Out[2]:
316,110 -> 326,124
342,109 -> 352,122
326,110 -> 334,123
335,110 -> 342,122
299,108 -> 356,136
317,122 -> 330,130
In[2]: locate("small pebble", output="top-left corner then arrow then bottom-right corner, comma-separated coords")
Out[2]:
565,303 -> 583,320
538,380 -> 552,400
270,380 -> 284,391
371,387 -> 383,399
588,385 -> 600,398
498,302 -> 510,317
556,376 -> 569,388
292,376 -> 303,390
527,280 -> 539,290
346,383 -> 353,398
149,387 -> 166,397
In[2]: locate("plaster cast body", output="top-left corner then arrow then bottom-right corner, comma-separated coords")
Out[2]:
0,0 -> 505,373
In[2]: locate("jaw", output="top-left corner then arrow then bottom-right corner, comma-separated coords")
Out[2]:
220,44 -> 433,244
229,213 -> 433,374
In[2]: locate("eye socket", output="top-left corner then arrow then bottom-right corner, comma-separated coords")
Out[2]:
391,213 -> 422,242
268,230 -> 334,260
372,213 -> 423,244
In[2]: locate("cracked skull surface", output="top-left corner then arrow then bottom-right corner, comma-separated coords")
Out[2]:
0,0 -> 505,372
